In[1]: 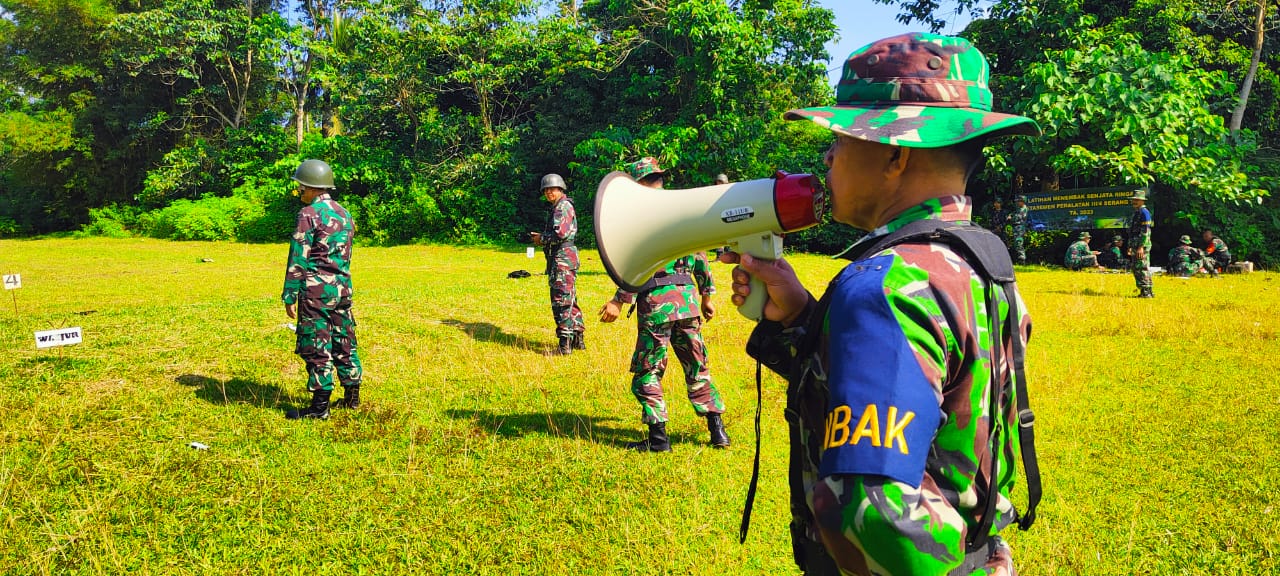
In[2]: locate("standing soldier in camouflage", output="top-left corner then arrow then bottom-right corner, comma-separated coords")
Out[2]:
1202,229 -> 1232,273
1063,231 -> 1101,270
530,173 -> 584,355
980,197 -> 1007,241
723,33 -> 1040,575
1127,190 -> 1154,298
282,159 -> 363,420
1010,194 -> 1029,264
598,157 -> 729,452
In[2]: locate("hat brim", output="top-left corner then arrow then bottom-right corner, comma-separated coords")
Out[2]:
784,104 -> 1040,148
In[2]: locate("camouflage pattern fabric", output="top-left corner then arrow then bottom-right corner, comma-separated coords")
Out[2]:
1063,240 -> 1097,270
543,196 -> 583,338
296,299 -> 361,391
282,193 -> 362,392
1205,237 -> 1231,271
783,33 -> 1040,148
629,316 -> 723,424
615,254 -> 721,424
1167,245 -> 1202,277
1127,207 -> 1153,289
979,204 -> 1008,240
1010,204 -> 1029,264
750,196 -> 1030,575
1099,244 -> 1129,269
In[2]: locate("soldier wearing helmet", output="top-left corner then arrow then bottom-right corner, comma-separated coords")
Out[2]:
529,173 -> 584,355
598,157 -> 729,453
282,159 -> 363,419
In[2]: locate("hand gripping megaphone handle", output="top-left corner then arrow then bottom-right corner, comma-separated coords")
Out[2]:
729,232 -> 785,321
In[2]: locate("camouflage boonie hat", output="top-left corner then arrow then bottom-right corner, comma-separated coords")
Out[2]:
1180,235 -> 1192,245
1079,231 -> 1091,240
1016,195 -> 1028,203
784,33 -> 1041,148
626,157 -> 667,181
1130,189 -> 1148,201
1113,235 -> 1123,243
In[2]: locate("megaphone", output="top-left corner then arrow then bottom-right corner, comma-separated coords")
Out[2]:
594,171 -> 825,320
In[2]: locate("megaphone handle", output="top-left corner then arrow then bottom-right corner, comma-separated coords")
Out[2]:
729,233 -> 785,322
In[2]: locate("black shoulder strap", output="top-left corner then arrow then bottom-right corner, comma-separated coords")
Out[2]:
841,220 -> 1040,545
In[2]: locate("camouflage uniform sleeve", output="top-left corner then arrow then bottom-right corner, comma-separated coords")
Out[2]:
614,288 -> 636,304
545,199 -> 576,244
281,209 -> 316,305
812,254 -> 963,576
692,252 -> 715,295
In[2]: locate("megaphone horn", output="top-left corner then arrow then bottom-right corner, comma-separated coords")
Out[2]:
594,171 -> 824,320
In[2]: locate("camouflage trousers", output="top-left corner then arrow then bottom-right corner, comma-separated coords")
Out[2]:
630,316 -> 724,424
296,298 -> 362,392
1131,249 -> 1152,289
1011,228 -> 1027,264
548,268 -> 584,338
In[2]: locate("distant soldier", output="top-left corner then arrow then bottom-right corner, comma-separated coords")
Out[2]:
1167,235 -> 1218,278
715,173 -> 730,185
1202,229 -> 1232,273
1127,190 -> 1154,297
1011,194 -> 1029,264
1098,235 -> 1129,269
282,159 -> 363,420
1063,231 -> 1101,270
598,157 -> 729,452
980,197 -> 1008,241
530,173 -> 584,355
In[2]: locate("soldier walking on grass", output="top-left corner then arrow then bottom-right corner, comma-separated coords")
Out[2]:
530,173 -> 584,355
1127,190 -> 1154,298
598,157 -> 730,452
282,159 -> 363,420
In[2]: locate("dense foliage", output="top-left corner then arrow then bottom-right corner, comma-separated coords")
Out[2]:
2,0 -> 1280,263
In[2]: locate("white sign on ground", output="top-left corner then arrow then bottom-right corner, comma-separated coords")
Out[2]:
35,327 -> 82,349
2,274 -> 19,290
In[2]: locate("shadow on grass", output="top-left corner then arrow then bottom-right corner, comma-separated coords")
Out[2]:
445,408 -> 642,448
441,319 -> 552,353
1044,288 -> 1114,297
176,374 -> 290,408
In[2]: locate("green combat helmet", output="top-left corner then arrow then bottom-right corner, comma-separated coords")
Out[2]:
293,159 -> 336,189
541,173 -> 567,191
783,33 -> 1041,147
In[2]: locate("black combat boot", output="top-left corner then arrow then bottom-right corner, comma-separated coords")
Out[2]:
556,336 -> 574,355
625,422 -> 671,453
572,331 -> 586,351
335,385 -> 360,409
1140,287 -> 1155,298
706,413 -> 730,448
286,389 -> 331,420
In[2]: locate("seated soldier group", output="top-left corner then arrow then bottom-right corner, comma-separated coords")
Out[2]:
1063,228 -> 1233,277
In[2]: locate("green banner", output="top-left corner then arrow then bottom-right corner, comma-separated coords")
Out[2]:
1024,186 -> 1147,231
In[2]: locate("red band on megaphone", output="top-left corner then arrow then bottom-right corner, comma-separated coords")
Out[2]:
773,171 -> 822,232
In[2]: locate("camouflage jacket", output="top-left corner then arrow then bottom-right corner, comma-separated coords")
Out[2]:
978,205 -> 1007,232
542,196 -> 579,273
1010,205 -> 1028,232
282,193 -> 355,306
1204,237 -> 1231,265
1127,207 -> 1153,250
1063,240 -> 1096,269
1167,245 -> 1203,276
748,196 -> 1030,575
1099,245 -> 1128,269
614,253 -> 714,327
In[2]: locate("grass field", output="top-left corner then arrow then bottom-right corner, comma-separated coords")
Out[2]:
2,238 -> 1278,575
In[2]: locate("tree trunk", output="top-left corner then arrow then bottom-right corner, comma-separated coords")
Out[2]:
1230,0 -> 1268,137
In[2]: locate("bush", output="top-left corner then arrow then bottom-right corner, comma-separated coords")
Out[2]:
76,205 -> 138,238
139,196 -> 263,241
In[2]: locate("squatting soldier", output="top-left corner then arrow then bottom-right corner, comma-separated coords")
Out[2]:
530,173 -> 584,355
1098,235 -> 1129,269
1167,235 -> 1217,278
1202,229 -> 1232,273
1011,194 -> 1029,264
598,157 -> 730,453
724,33 -> 1041,575
1063,231 -> 1100,270
1127,190 -> 1154,297
282,159 -> 363,420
